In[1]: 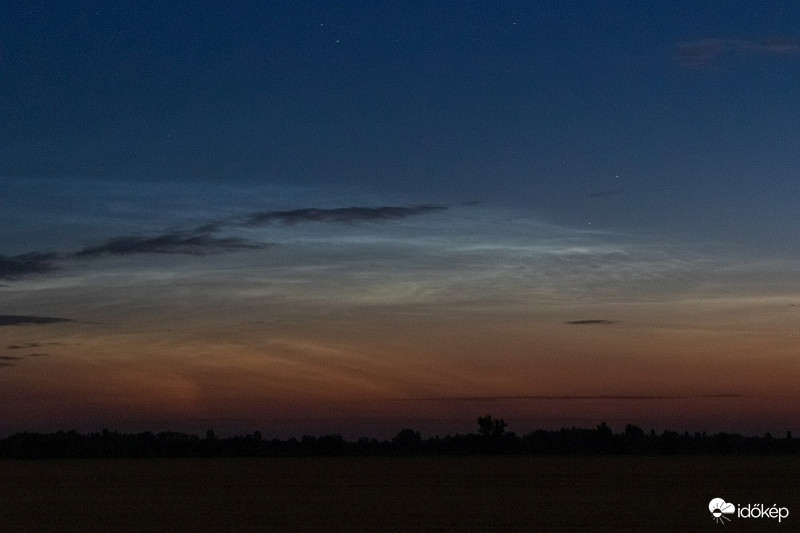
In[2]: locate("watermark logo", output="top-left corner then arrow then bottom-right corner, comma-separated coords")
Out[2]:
709,497 -> 789,525
709,498 -> 735,524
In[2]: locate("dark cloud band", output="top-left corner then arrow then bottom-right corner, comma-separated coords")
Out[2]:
5,204 -> 446,277
0,315 -> 74,327
0,253 -> 60,279
247,205 -> 446,226
75,232 -> 262,257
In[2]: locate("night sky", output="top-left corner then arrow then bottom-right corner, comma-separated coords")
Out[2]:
2,2 -> 798,438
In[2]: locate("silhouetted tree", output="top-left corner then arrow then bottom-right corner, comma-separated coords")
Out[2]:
622,424 -> 645,453
477,415 -> 506,439
314,434 -> 346,455
0,419 -> 796,458
392,428 -> 422,454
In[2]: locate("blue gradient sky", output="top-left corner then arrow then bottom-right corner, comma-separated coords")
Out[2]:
1,2 -> 798,437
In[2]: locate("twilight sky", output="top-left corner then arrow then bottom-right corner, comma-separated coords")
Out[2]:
1,2 -> 799,438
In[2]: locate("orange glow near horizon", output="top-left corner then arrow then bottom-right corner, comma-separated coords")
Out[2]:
3,290 -> 798,438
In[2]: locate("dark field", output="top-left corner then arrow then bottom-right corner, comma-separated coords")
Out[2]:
1,456 -> 797,532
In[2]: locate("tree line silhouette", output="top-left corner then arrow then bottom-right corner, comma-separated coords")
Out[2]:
0,416 -> 795,459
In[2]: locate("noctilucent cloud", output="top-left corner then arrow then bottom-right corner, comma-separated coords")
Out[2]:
1,2 -> 798,437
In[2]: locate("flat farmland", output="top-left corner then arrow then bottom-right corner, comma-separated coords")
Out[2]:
1,456 -> 797,532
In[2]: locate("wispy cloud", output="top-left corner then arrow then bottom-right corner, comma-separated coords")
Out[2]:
6,342 -> 58,359
6,342 -> 61,350
5,203 -> 446,277
740,38 -> 800,54
75,231 -> 262,257
246,205 -> 446,226
0,351 -> 52,369
0,315 -> 74,327
0,253 -> 60,279
676,37 -> 800,67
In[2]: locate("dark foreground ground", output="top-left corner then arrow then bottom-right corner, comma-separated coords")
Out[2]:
1,456 -> 797,532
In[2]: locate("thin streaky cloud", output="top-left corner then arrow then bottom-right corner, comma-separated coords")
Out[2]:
676,37 -> 800,67
72,205 -> 446,257
7,342 -> 61,350
0,315 -> 74,327
740,38 -> 800,54
246,205 -> 447,226
74,232 -> 263,257
3,203 -> 444,277
193,223 -> 224,234
566,319 -> 616,325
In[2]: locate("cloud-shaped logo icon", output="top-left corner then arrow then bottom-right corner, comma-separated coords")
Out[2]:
709,498 -> 735,524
